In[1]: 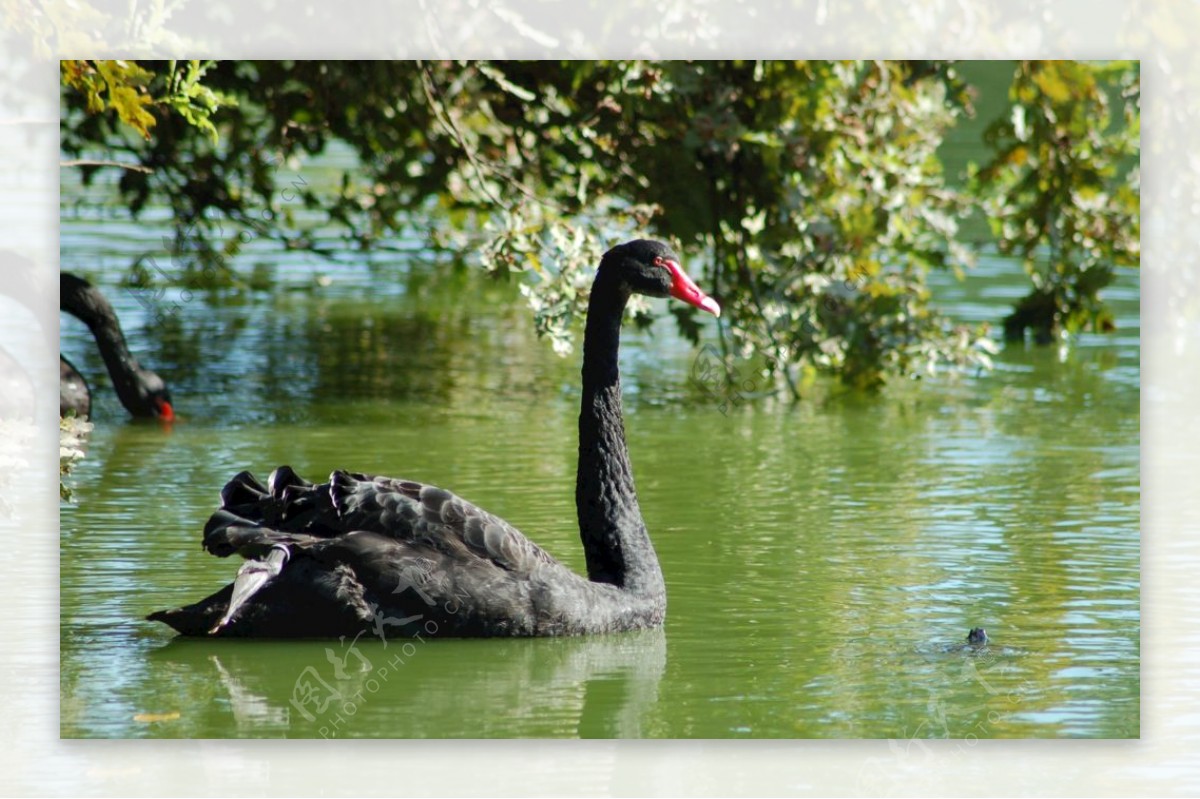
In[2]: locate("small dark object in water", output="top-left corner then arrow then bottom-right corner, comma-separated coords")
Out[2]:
967,627 -> 989,645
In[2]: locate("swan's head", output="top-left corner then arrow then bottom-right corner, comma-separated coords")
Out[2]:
602,239 -> 720,317
135,369 -> 175,421
967,627 -> 988,645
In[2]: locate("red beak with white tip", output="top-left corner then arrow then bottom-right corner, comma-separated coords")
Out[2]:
662,259 -> 721,317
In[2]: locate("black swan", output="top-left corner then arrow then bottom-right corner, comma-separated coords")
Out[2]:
149,239 -> 720,638
60,272 -> 174,420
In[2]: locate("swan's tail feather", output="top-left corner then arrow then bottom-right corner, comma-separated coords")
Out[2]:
152,467 -> 381,637
216,466 -> 314,518
146,583 -> 233,635
268,464 -> 312,495
148,552 -> 375,638
219,470 -> 269,508
205,523 -> 312,556
206,466 -> 341,551
209,545 -> 290,634
202,509 -> 249,550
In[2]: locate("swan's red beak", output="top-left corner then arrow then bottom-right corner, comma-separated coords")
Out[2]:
663,259 -> 720,317
156,399 -> 175,422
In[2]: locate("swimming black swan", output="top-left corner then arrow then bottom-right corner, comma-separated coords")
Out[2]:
60,272 -> 174,420
149,240 -> 720,638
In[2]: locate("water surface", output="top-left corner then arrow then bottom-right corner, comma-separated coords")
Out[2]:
59,230 -> 1139,738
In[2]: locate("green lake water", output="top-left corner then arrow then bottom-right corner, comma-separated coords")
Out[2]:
58,241 -> 1139,739
59,61 -> 1138,737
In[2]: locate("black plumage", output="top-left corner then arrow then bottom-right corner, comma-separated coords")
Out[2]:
60,272 -> 174,420
148,240 -> 719,638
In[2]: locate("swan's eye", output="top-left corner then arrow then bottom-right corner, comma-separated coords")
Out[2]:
652,256 -> 668,269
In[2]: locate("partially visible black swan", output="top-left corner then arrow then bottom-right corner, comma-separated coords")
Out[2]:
149,240 -> 720,638
60,272 -> 174,420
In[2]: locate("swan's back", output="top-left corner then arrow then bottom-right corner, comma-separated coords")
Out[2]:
150,467 -> 599,638
205,467 -> 561,575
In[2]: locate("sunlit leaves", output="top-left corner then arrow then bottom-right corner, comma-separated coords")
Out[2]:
162,60 -> 231,144
59,59 -> 1137,398
62,60 -> 157,138
61,59 -> 233,143
971,60 -> 1139,342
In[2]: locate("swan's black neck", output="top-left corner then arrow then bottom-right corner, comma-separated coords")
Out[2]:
576,267 -> 665,600
60,273 -> 158,416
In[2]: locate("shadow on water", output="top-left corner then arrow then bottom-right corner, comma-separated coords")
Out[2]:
144,628 -> 667,739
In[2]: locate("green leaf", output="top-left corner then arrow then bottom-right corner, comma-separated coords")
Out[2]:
109,85 -> 156,138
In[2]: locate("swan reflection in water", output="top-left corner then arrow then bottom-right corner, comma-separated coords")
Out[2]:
150,629 -> 668,738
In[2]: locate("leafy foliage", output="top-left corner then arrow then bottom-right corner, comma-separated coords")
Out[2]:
62,60 -> 158,139
971,60 -> 1140,343
61,60 -> 230,142
60,60 -> 1138,396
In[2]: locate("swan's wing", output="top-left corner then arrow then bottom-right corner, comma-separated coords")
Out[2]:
153,529 -> 555,637
203,466 -> 560,576
328,471 -> 560,574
